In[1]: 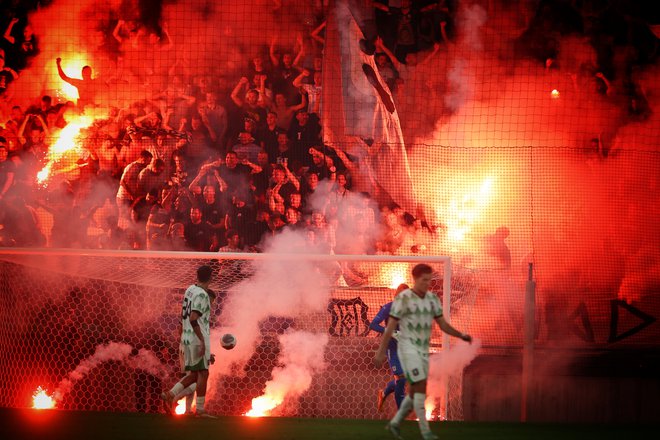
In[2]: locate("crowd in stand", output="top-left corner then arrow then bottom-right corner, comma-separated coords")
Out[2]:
0,0 -> 657,254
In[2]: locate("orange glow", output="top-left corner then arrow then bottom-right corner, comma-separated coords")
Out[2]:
381,263 -> 408,289
174,398 -> 186,415
551,89 -> 560,99
446,176 -> 496,243
425,400 -> 435,420
37,115 -> 94,186
244,394 -> 282,418
32,387 -> 55,409
56,55 -> 91,101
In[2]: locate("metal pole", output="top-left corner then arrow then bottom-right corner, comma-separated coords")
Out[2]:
521,262 -> 535,422
441,258 -> 452,420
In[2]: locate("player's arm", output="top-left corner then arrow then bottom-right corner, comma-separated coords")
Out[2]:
374,317 -> 399,366
369,305 -> 389,333
435,315 -> 472,343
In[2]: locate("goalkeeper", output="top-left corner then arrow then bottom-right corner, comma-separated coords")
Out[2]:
369,284 -> 409,411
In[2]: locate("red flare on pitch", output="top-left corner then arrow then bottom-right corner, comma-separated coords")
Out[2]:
32,386 -> 55,409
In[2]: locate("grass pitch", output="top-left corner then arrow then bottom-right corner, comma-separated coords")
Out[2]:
0,407 -> 654,440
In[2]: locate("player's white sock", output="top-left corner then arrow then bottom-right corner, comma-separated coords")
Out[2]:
196,396 -> 205,413
169,382 -> 185,398
173,383 -> 196,412
390,395 -> 413,425
413,393 -> 430,434
174,383 -> 196,400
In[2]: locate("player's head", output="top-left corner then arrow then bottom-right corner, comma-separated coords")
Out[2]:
412,264 -> 433,291
197,265 -> 213,284
396,283 -> 409,294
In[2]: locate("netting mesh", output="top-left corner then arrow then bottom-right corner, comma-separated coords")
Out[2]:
1,0 -> 660,420
0,251 -> 477,419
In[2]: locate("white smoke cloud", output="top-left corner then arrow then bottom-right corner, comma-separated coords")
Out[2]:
426,338 -> 481,412
246,330 -> 328,416
53,342 -> 167,402
207,228 -> 333,399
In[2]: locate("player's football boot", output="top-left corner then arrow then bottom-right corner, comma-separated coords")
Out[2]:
160,392 -> 174,416
422,431 -> 439,440
377,390 -> 386,412
385,421 -> 404,440
196,410 -> 217,419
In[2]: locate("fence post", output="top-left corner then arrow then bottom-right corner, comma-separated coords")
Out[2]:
521,262 -> 535,421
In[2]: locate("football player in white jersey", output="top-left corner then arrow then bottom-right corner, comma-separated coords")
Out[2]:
162,265 -> 216,417
375,264 -> 472,440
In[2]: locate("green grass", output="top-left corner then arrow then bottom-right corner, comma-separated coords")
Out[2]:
0,408 -> 655,440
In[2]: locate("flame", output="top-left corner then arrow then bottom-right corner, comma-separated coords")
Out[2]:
381,263 -> 408,289
174,398 -> 186,415
37,115 -> 94,186
446,177 -> 496,243
426,401 -> 435,420
32,387 -> 56,409
56,55 -> 91,101
244,394 -> 282,418
551,89 -> 560,99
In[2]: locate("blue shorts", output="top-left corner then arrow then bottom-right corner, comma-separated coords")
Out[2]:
387,347 -> 404,377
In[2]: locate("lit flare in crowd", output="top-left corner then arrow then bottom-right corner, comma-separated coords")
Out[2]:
37,115 -> 93,186
382,263 -> 408,289
56,54 -> 91,101
446,176 -> 496,243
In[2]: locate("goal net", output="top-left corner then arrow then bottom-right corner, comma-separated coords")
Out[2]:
0,249 -> 479,420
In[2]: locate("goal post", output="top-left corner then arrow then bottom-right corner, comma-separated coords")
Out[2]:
0,248 -> 474,419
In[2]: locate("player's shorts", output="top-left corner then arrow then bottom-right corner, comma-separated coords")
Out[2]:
181,342 -> 210,372
386,347 -> 404,377
397,344 -> 429,383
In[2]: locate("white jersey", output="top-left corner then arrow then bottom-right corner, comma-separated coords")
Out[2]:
180,284 -> 211,346
389,288 -> 443,353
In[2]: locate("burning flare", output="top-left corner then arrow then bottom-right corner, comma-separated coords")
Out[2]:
174,398 -> 186,415
381,263 -> 408,289
446,176 -> 496,243
425,401 -> 436,420
55,54 -> 91,101
37,115 -> 94,186
32,386 -> 55,409
245,394 -> 282,418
